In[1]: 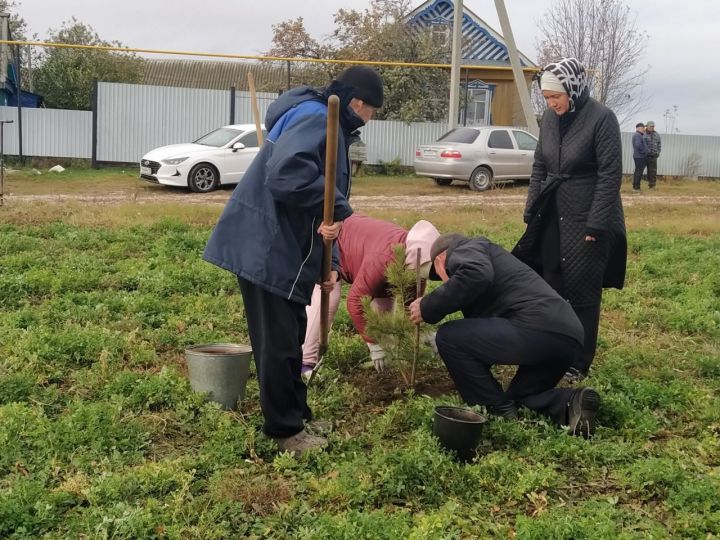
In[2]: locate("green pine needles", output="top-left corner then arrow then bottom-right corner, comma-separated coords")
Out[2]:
362,244 -> 418,385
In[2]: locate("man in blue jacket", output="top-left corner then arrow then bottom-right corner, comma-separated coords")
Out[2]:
632,122 -> 648,192
204,66 -> 383,454
409,234 -> 601,438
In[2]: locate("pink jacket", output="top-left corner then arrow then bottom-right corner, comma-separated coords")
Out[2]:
338,214 -> 438,342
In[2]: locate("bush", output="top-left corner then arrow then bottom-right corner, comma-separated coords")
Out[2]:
367,157 -> 412,176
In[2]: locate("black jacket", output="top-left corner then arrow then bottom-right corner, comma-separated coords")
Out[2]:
421,237 -> 584,345
513,97 -> 627,308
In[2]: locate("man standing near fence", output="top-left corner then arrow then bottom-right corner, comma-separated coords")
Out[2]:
632,122 -> 648,193
643,121 -> 662,189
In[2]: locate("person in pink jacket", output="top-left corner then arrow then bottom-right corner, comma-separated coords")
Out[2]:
302,214 -> 440,375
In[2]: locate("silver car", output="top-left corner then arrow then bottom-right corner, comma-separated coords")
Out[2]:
413,126 -> 538,191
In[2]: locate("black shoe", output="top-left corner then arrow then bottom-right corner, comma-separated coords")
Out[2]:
562,367 -> 587,385
487,402 -> 519,420
567,388 -> 600,439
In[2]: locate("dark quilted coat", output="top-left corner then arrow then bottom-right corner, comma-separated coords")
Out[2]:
512,97 -> 627,308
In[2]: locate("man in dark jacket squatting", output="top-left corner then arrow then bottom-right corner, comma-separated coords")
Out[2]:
409,234 -> 601,438
203,66 -> 383,455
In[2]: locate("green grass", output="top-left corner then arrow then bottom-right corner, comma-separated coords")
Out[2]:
0,172 -> 719,538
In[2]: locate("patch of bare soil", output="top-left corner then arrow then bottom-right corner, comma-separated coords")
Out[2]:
347,366 -> 456,406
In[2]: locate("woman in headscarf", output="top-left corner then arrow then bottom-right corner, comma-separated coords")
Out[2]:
512,57 -> 627,382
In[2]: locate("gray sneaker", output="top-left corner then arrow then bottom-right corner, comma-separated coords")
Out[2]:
274,429 -> 327,456
567,388 -> 600,439
305,419 -> 333,436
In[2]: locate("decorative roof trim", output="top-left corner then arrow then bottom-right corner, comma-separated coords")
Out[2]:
406,0 -> 537,67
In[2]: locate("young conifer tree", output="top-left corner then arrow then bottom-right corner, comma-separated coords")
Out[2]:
362,244 -> 417,384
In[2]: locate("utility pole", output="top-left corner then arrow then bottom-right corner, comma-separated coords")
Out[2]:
448,0 -> 463,129
494,0 -> 537,135
0,13 -> 9,106
0,119 -> 14,207
13,43 -> 23,163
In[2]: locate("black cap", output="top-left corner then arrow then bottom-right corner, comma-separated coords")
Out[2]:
428,233 -> 466,280
636,122 -> 645,128
335,66 -> 384,108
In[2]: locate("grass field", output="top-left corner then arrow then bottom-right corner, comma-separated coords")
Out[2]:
0,169 -> 719,538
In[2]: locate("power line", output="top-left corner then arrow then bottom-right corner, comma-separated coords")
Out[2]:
0,39 -> 539,73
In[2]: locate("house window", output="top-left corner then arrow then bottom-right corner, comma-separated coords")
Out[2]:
431,24 -> 451,48
463,87 -> 491,126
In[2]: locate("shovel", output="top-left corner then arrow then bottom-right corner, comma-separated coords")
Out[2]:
307,94 -> 340,387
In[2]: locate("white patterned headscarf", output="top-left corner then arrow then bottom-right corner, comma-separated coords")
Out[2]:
538,57 -> 589,113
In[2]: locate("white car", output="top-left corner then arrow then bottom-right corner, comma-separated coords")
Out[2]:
139,124 -> 267,193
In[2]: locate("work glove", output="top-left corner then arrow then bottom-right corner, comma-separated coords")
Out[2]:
422,331 -> 438,356
367,342 -> 386,373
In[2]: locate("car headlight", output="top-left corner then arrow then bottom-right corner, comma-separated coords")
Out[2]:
162,157 -> 189,165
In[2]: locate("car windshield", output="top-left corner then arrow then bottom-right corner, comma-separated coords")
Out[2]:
194,128 -> 244,147
437,128 -> 480,144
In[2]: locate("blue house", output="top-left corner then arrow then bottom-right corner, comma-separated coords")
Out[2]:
1,64 -> 43,108
406,0 -> 536,126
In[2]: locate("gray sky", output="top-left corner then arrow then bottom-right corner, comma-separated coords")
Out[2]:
16,0 -> 720,135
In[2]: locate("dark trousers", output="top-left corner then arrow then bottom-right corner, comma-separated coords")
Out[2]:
238,277 -> 311,438
573,303 -> 601,374
646,156 -> 658,187
435,318 -> 579,426
633,157 -> 647,189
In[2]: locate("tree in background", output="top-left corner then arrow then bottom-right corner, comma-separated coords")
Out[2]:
33,18 -> 144,110
0,0 -> 27,39
267,0 -> 450,122
267,17 -> 336,89
535,0 -> 648,120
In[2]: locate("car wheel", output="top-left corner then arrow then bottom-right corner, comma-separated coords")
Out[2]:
434,178 -> 453,186
469,166 -> 493,192
188,163 -> 219,193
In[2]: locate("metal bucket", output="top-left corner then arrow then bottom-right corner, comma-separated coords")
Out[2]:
433,405 -> 487,462
185,343 -> 252,410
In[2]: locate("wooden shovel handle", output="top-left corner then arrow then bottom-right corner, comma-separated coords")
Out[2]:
319,95 -> 340,356
247,72 -> 263,146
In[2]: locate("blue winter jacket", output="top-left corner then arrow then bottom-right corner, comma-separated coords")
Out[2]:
632,131 -> 648,159
203,81 -> 363,305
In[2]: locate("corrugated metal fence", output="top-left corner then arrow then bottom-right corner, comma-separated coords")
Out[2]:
363,120 -> 449,166
619,131 -> 720,177
1,82 -> 719,177
0,106 -> 91,158
97,82 -> 276,163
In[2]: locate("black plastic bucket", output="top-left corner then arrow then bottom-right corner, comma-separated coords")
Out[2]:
433,405 -> 487,462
